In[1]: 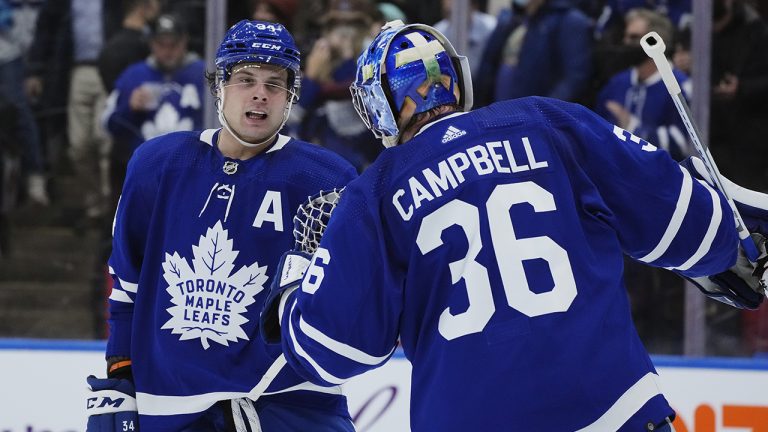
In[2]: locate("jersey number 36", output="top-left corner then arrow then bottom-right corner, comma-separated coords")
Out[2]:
416,182 -> 577,340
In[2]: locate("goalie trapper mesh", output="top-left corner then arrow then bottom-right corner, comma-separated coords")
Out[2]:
293,188 -> 344,254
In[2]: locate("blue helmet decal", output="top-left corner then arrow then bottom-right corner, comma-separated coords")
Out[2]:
386,31 -> 459,114
350,21 -> 473,147
215,20 -> 301,95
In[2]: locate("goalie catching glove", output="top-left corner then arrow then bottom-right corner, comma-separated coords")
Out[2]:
86,375 -> 138,431
260,250 -> 312,344
686,233 -> 767,310
679,157 -> 768,309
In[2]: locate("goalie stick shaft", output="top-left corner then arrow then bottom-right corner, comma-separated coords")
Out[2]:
640,31 -> 760,262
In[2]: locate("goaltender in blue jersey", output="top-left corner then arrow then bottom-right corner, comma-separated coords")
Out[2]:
261,21 -> 768,432
86,21 -> 358,432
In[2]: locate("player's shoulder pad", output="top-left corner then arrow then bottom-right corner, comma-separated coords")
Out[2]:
277,136 -> 357,174
127,130 -> 208,176
132,130 -> 202,160
475,96 -> 590,130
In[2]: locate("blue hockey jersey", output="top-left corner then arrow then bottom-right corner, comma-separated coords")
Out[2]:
596,67 -> 692,160
278,97 -> 739,431
103,55 -> 206,160
107,130 -> 357,430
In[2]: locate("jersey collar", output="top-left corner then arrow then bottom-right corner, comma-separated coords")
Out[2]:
415,111 -> 468,138
199,129 -> 291,154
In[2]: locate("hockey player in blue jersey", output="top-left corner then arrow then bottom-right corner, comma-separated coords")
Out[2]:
261,20 -> 768,431
85,20 -> 358,431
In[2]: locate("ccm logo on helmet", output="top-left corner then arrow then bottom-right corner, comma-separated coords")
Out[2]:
251,42 -> 283,51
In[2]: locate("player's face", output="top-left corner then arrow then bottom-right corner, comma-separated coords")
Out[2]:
151,34 -> 188,72
221,64 -> 290,143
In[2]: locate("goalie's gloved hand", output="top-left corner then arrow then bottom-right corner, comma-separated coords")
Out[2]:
678,157 -> 768,308
686,233 -> 767,310
260,250 -> 312,344
86,375 -> 138,432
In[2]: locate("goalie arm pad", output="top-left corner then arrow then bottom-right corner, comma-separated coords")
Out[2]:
86,375 -> 139,432
677,157 -> 768,308
679,156 -> 768,235
261,251 -> 312,344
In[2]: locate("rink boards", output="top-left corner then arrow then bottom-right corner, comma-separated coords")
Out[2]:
0,339 -> 766,432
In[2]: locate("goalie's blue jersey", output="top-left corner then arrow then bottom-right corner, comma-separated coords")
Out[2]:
107,129 -> 356,430
280,97 -> 739,431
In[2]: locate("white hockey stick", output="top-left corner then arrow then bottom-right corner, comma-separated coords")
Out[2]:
640,31 -> 760,262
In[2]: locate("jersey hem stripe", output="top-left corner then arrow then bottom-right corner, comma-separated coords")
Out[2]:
575,372 -> 663,432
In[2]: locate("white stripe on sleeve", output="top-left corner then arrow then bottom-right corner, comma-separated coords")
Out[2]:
109,289 -> 134,303
669,180 -> 723,271
287,301 -> 347,385
108,266 -> 139,293
299,317 -> 394,366
638,166 -> 693,264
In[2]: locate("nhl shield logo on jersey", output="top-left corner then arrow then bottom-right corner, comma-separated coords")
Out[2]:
161,221 -> 268,349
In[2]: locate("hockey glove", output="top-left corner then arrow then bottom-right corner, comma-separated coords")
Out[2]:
260,250 -> 312,344
86,375 -> 138,432
678,156 -> 768,309
686,233 -> 767,310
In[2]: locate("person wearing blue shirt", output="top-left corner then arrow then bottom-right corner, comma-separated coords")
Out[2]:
86,20 -> 357,432
493,0 -> 594,104
595,8 -> 691,160
102,14 -> 205,201
262,20 -> 768,432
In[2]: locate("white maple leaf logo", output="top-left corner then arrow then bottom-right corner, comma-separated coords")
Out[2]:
142,102 -> 194,140
160,221 -> 268,350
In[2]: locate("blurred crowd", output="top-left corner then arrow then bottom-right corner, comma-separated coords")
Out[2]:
1,0 -> 767,355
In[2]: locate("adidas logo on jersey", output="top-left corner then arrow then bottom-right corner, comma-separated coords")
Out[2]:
441,125 -> 466,143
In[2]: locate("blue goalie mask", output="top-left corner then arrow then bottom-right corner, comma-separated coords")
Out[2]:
215,20 -> 301,102
350,20 -> 473,147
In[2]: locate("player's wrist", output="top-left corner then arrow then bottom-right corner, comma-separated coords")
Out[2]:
107,356 -> 133,381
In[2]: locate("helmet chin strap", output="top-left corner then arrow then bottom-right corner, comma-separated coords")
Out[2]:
216,84 -> 296,149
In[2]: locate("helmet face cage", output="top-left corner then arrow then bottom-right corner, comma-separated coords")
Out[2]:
215,20 -> 301,103
350,22 -> 473,147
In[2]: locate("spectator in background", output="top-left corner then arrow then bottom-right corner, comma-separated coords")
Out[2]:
488,0 -> 594,104
0,0 -> 47,205
102,14 -> 205,212
250,0 -> 298,30
709,0 -> 768,192
25,0 -> 121,226
671,25 -> 691,75
98,0 -> 161,93
708,0 -> 768,356
290,0 -> 381,172
0,93 -> 19,257
590,1 -> 690,108
595,8 -> 691,160
473,3 -> 525,107
289,0 -> 331,58
433,0 -> 497,73
593,0 -> 691,43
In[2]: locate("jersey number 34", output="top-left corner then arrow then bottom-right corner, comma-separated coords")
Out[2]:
417,181 -> 577,340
